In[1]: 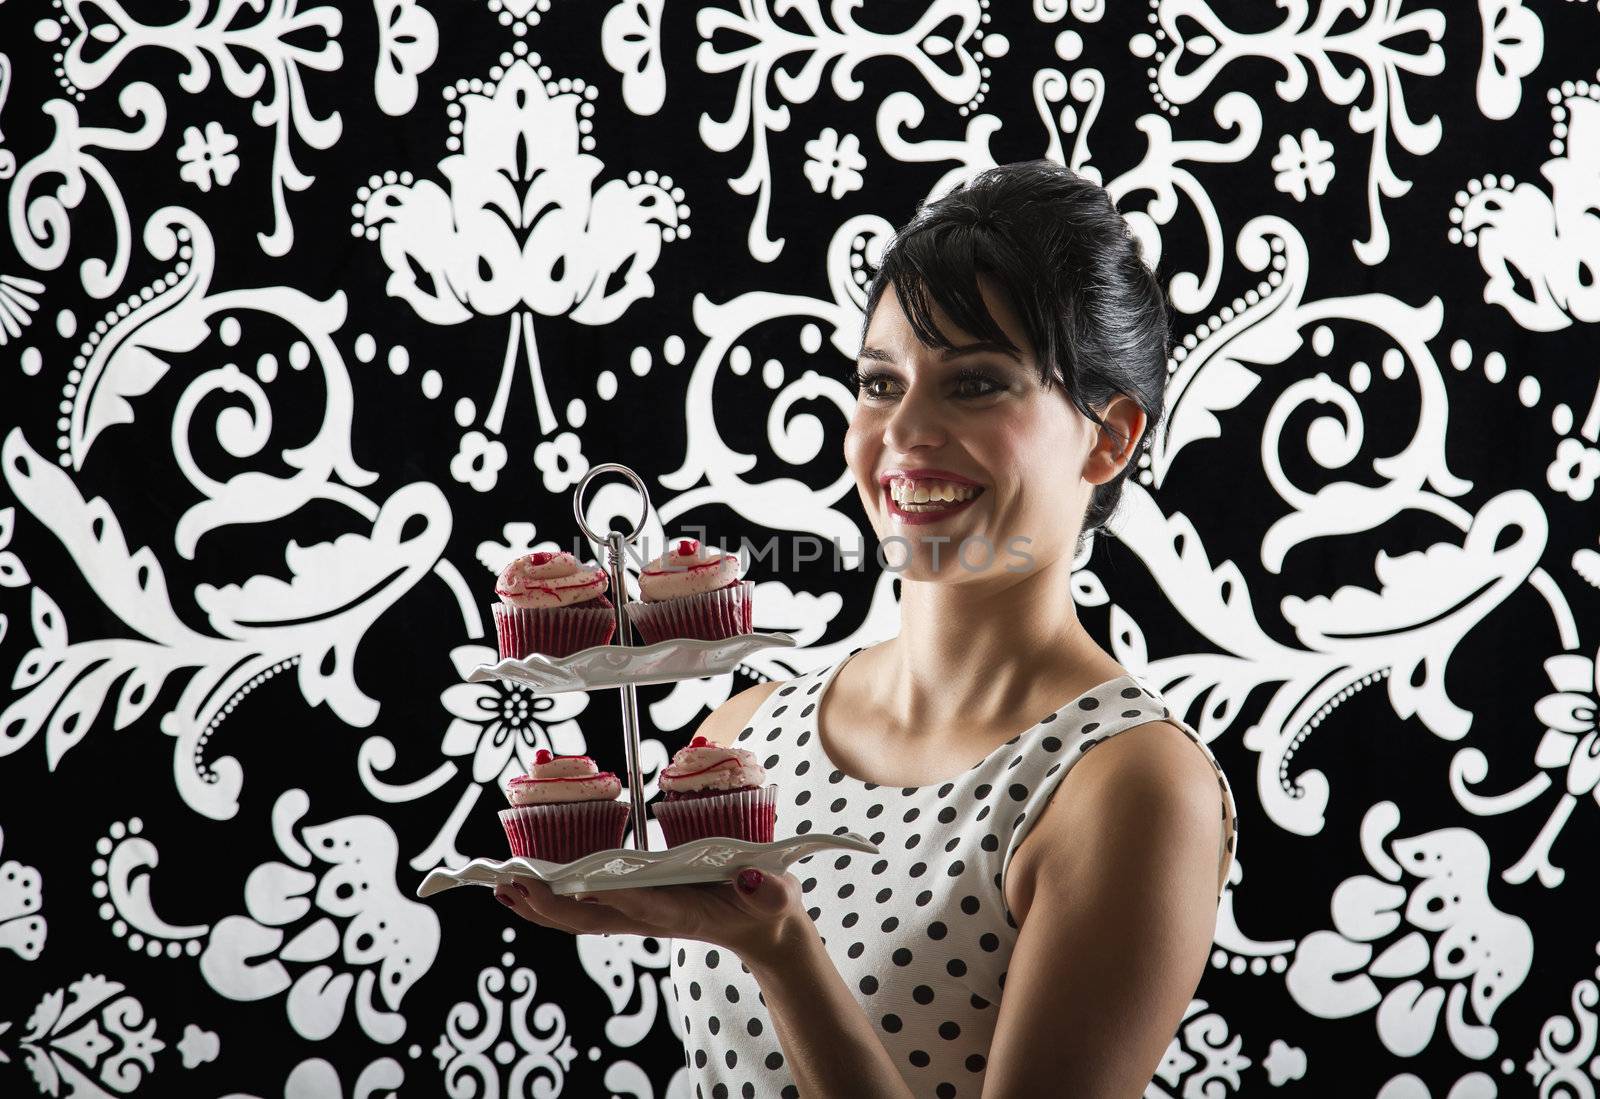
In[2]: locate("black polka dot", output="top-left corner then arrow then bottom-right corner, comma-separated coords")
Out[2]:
796,819 -> 813,834
709,1018 -> 720,1035
974,784 -> 991,799
806,906 -> 820,920
947,958 -> 967,977
910,862 -> 927,878
892,947 -> 913,966
980,933 -> 999,952
913,985 -> 934,1004
766,1052 -> 784,1070
870,831 -> 885,845
938,782 -> 955,797
876,887 -> 893,903
695,1050 -> 707,1068
763,754 -> 780,768
939,1021 -> 961,1040
866,803 -> 885,819
842,912 -> 860,928
961,895 -> 980,915
916,890 -> 933,906
948,860 -> 965,876
782,1086 -> 799,1099
796,730 -> 811,745
1121,686 -> 1142,698
848,941 -> 864,958
1040,711 -> 1058,723
966,1053 -> 986,1072
838,883 -> 855,899
975,805 -> 991,822
1082,721 -> 1099,733
802,877 -> 816,893
871,859 -> 888,874
937,1085 -> 956,1099
676,947 -> 686,964
706,949 -> 720,968
747,1017 -> 763,1036
766,728 -> 781,741
690,982 -> 701,999
1045,763 -> 1061,777
882,916 -> 899,932
779,685 -> 797,696
831,798 -> 847,812
1122,708 -> 1142,718
905,833 -> 921,849
901,786 -> 917,796
928,921 -> 947,940
903,806 -> 920,822
860,975 -> 879,994
796,760 -> 811,776
795,790 -> 811,806
1008,783 -> 1028,801
910,1050 -> 930,1068
743,1083 -> 755,1099
726,984 -> 740,1003
725,1048 -> 738,1069
1042,736 -> 1061,752
829,769 -> 845,783
1007,755 -> 1023,770
801,703 -> 815,717
970,993 -> 990,1009
832,825 -> 849,836
1078,696 -> 1099,710
938,806 -> 957,823
944,836 -> 960,852
882,1013 -> 902,1033
980,834 -> 999,852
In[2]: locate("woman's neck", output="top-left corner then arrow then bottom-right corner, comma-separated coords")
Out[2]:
877,553 -> 1112,733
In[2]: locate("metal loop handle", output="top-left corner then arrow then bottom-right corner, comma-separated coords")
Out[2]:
572,463 -> 652,549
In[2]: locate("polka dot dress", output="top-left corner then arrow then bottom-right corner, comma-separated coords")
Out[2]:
671,647 -> 1239,1098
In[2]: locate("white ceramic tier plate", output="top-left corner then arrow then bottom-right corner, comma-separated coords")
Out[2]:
417,832 -> 879,898
469,630 -> 797,693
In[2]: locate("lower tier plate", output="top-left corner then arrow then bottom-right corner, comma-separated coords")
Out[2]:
417,832 -> 879,897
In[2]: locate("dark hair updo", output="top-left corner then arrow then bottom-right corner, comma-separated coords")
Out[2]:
858,159 -> 1171,557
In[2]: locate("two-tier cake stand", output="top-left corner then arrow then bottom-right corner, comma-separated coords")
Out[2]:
417,463 -> 876,899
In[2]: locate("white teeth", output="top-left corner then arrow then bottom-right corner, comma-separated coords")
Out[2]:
888,478 -> 981,507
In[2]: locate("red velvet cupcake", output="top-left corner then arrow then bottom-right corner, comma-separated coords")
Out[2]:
493,550 -> 616,660
499,749 -> 631,863
650,735 -> 776,847
626,538 -> 753,644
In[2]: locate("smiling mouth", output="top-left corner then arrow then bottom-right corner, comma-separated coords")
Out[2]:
882,478 -> 986,518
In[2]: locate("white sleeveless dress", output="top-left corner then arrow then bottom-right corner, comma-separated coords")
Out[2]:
669,646 -> 1239,1099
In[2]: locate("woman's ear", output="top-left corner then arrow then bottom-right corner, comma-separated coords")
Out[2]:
1083,395 -> 1146,484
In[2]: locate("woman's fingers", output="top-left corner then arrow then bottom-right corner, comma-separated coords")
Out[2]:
493,882 -> 584,934
577,884 -> 703,936
494,878 -> 655,937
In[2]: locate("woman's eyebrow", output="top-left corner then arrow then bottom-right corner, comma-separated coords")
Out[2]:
856,341 -> 1023,364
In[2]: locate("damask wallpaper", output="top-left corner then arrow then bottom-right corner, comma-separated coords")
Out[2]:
0,0 -> 1597,1095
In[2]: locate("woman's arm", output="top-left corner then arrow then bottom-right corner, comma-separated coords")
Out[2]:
983,721 -> 1228,1098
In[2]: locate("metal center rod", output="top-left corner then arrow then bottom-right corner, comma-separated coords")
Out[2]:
607,529 -> 650,851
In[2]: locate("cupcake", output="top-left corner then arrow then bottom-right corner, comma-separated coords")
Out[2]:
627,537 -> 753,644
499,749 -> 631,863
651,735 -> 776,847
493,550 -> 616,660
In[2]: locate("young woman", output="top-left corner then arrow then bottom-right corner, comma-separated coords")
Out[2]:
493,159 -> 1239,1098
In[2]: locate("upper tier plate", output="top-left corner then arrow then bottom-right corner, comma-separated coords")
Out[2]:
469,630 -> 797,692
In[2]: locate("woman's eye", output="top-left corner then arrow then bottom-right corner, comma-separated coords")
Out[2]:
848,370 -> 1002,399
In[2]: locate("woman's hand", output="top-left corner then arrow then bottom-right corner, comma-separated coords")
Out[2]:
491,866 -> 807,965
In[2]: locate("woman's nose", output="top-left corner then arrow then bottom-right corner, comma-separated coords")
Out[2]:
881,382 -> 948,452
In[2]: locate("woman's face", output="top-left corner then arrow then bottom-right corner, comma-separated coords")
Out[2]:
844,276 -> 1143,583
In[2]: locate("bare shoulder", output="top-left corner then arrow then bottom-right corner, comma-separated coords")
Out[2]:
1010,720 -> 1231,918
692,678 -> 788,747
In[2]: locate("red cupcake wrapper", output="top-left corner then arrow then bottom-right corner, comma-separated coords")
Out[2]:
627,579 -> 754,644
498,800 -> 632,863
650,784 -> 776,847
493,600 -> 616,661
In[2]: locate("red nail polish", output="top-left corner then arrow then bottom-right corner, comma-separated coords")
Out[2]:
497,892 -> 516,907
737,869 -> 763,895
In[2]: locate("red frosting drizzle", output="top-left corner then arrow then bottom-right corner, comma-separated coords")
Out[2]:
509,751 -> 615,786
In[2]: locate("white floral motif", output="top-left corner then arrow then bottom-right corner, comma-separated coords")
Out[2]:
176,122 -> 239,192
441,644 -> 591,786
176,1025 -> 219,1068
353,56 -> 687,436
1287,801 -> 1532,1058
475,522 -> 540,576
432,927 -> 577,1095
803,128 -> 867,199
601,0 -> 665,115
450,430 -> 508,493
1475,0 -> 1543,120
1151,999 -> 1251,1095
533,431 -> 590,494
0,824 -> 44,961
15,974 -> 164,1096
198,790 -> 440,1043
1271,129 -> 1335,202
372,0 -> 439,116
1547,437 -> 1600,502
